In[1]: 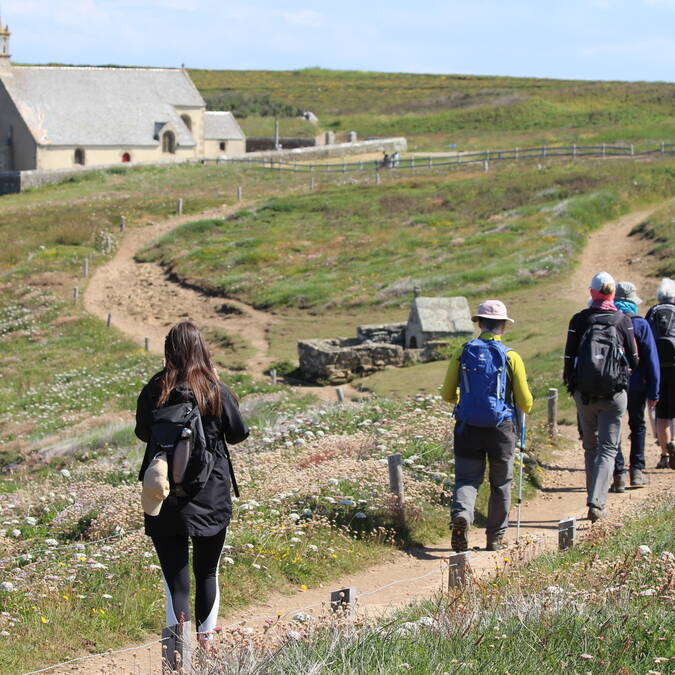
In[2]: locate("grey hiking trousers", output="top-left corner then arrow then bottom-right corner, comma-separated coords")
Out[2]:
451,420 -> 516,538
574,390 -> 627,510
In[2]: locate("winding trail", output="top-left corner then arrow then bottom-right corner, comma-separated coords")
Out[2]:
56,206 -> 673,674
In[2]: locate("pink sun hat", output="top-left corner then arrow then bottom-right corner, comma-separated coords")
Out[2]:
471,299 -> 514,323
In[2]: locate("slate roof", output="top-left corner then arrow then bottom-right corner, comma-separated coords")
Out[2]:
409,297 -> 473,334
203,111 -> 245,141
0,66 -> 205,147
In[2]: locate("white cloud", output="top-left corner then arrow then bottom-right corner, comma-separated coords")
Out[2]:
282,9 -> 325,28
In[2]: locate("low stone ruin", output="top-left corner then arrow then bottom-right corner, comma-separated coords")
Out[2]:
297,296 -> 474,384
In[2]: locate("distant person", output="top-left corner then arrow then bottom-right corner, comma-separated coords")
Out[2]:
393,151 -> 400,168
563,272 -> 639,522
441,300 -> 533,552
135,322 -> 249,647
382,152 -> 390,169
610,282 -> 659,491
646,278 -> 675,469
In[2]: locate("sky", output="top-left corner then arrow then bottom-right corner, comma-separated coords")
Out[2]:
3,0 -> 675,82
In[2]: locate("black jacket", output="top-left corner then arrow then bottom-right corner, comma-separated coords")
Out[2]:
135,372 -> 249,537
563,307 -> 639,394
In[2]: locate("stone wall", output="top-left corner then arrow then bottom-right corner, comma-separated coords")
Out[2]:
246,137 -> 316,152
356,323 -> 406,344
298,338 -> 416,384
243,137 -> 407,163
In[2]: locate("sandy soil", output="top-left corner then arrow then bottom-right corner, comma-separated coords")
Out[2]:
45,206 -> 674,674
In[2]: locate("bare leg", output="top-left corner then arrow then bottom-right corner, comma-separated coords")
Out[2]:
656,418 -> 673,455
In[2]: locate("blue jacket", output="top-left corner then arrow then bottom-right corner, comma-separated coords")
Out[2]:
627,314 -> 660,399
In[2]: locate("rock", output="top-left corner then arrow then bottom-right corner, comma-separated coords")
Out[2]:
637,545 -> 652,557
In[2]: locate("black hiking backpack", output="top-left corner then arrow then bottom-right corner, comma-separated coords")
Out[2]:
648,304 -> 675,368
149,401 -> 214,498
574,312 -> 629,398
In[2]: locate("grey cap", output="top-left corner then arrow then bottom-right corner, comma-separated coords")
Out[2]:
615,281 -> 643,305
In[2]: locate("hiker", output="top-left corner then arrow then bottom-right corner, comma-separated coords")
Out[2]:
135,322 -> 248,645
610,282 -> 660,491
441,300 -> 533,552
564,272 -> 639,522
645,278 -> 675,469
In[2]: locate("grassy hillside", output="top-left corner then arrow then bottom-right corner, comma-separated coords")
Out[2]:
190,68 -> 675,150
631,198 -> 675,277
138,160 -> 675,311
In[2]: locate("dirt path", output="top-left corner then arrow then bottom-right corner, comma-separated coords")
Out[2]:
83,203 -> 358,401
49,206 -> 673,675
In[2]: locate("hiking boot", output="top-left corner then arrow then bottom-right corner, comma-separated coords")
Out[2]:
629,467 -> 650,487
668,442 -> 675,470
656,455 -> 669,469
486,535 -> 507,551
610,473 -> 626,493
451,517 -> 469,553
587,505 -> 605,523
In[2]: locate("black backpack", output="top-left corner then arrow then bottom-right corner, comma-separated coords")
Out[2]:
574,312 -> 629,398
150,402 -> 214,498
648,304 -> 675,368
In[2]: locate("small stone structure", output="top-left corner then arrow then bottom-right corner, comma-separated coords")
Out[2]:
298,296 -> 473,383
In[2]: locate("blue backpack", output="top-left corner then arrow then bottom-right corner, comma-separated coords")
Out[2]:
455,338 -> 514,427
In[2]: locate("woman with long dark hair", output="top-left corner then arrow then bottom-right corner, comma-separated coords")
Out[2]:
135,322 -> 248,644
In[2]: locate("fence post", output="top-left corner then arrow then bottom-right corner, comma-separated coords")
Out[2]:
161,620 -> 192,674
515,147 -> 519,160
106,312 -> 112,328
310,175 -> 315,190
448,552 -> 470,589
73,287 -> 79,303
144,337 -> 149,352
661,142 -> 665,153
335,386 -> 345,403
119,215 -> 126,232
428,157 -> 432,168
82,258 -> 89,278
176,198 -> 183,215
573,144 -> 577,159
548,387 -> 558,437
375,172 -> 381,185
602,143 -> 606,158
483,160 -> 489,173
388,453 -> 405,526
330,587 -> 357,614
237,186 -> 242,201
558,518 -> 576,550
270,368 -> 277,385
631,144 -> 634,156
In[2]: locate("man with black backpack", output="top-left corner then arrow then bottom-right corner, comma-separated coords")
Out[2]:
646,278 -> 675,469
441,300 -> 533,552
564,272 -> 639,523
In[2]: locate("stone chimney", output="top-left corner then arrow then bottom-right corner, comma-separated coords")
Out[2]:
0,19 -> 11,69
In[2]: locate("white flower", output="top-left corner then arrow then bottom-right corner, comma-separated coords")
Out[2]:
252,563 -> 261,569
24,517 -> 37,526
143,551 -> 153,558
149,564 -> 161,570
44,539 -> 58,547
307,544 -> 318,552
74,543 -> 85,551
222,557 -> 234,565
1,582 -> 14,592
286,630 -> 302,641
290,537 -> 301,544
327,478 -> 339,486
324,497 -> 335,504
262,437 -> 273,444
59,469 -> 71,479
288,513 -> 300,521
101,594 -> 112,599
0,630 -> 9,637
355,512 -> 367,519
10,529 -> 21,538
638,545 -> 652,557
416,617 -> 434,627
658,550 -> 674,562
18,554 -> 32,563
292,612 -> 311,623
270,509 -> 280,516
340,499 -> 355,507
544,586 -> 564,595
302,509 -> 313,517
239,504 -> 253,511
639,588 -> 656,596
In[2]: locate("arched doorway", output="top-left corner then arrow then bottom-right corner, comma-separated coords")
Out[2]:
121,152 -> 131,163
74,148 -> 85,165
162,131 -> 176,154
408,336 -> 418,348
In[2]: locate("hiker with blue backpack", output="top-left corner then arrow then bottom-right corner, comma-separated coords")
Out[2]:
135,322 -> 248,648
564,272 -> 639,523
646,278 -> 675,469
441,300 -> 533,553
610,281 -> 660,492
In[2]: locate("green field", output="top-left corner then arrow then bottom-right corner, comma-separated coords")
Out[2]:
191,67 -> 675,150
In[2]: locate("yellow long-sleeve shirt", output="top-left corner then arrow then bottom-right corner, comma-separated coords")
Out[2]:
440,332 -> 534,414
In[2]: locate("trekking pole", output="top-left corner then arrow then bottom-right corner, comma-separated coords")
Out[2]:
516,413 -> 526,543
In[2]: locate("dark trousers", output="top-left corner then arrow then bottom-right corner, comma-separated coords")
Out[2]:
151,528 -> 227,635
614,390 -> 647,474
451,420 -> 516,537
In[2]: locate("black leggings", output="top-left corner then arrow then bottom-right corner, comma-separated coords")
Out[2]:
151,529 -> 227,636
